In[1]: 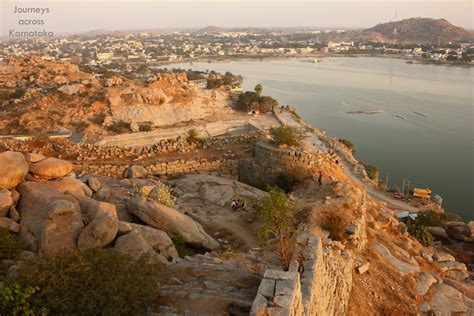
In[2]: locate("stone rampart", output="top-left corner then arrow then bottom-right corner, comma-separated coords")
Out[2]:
251,236 -> 354,316
75,158 -> 239,178
239,142 -> 325,188
95,119 -> 257,147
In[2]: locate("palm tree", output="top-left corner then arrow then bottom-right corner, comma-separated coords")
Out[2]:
254,84 -> 263,98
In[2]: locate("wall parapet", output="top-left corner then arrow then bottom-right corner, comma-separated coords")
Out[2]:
250,269 -> 303,316
251,236 -> 354,316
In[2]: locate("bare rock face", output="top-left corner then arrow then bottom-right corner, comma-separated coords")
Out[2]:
0,217 -> 20,233
430,284 -> 468,315
374,243 -> 420,275
78,212 -> 118,249
124,165 -> 148,179
57,83 -> 83,95
114,230 -> 168,264
0,190 -> 13,217
127,197 -> 219,250
416,272 -> 437,296
25,153 -> 46,163
17,182 -> 84,254
0,151 -> 28,189
29,158 -> 73,180
73,195 -> 117,225
47,178 -> 92,197
128,223 -> 178,262
444,221 -> 474,242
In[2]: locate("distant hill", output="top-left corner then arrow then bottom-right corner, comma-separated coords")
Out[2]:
363,18 -> 474,44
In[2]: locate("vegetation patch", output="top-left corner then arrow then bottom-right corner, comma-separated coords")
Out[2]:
320,214 -> 346,241
107,120 -> 131,134
362,162 -> 379,180
0,228 -> 20,261
90,112 -> 106,125
339,138 -> 355,152
16,248 -> 161,315
0,280 -> 46,316
269,126 -> 303,147
408,223 -> 433,246
255,187 -> 296,270
414,210 -> 460,227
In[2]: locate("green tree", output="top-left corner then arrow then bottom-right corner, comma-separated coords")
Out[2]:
270,126 -> 303,147
254,84 -> 263,98
258,96 -> 278,113
255,187 -> 296,270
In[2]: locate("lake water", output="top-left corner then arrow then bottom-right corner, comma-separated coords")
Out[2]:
173,57 -> 473,220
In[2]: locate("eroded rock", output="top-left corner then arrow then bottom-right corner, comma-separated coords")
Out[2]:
127,196 -> 219,250
29,158 -> 73,180
0,152 -> 28,189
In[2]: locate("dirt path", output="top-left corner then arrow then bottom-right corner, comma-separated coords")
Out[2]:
283,112 -> 420,213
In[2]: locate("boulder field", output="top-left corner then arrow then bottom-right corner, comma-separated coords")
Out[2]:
0,151 -> 220,264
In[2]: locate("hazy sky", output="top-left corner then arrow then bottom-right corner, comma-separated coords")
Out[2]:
1,0 -> 473,36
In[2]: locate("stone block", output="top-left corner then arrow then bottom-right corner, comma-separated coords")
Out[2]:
275,280 -> 296,296
257,278 -> 275,298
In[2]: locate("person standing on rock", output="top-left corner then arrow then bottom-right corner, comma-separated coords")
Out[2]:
318,171 -> 323,186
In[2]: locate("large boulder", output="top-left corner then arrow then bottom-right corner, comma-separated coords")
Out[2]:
0,151 -> 28,189
78,212 -> 118,249
17,182 -> 84,254
0,190 -> 13,217
430,284 -> 468,315
73,195 -> 117,225
47,178 -> 92,197
128,223 -> 178,262
0,217 -> 20,233
25,153 -> 46,163
444,221 -> 474,243
114,230 -> 168,264
29,158 -> 73,180
127,197 -> 219,250
123,165 -> 148,179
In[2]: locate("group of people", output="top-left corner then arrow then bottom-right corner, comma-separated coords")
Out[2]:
230,198 -> 246,211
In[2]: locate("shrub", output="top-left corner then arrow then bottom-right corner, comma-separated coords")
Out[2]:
320,215 -> 345,241
90,112 -> 106,125
17,248 -> 161,315
139,123 -> 152,132
107,120 -> 130,134
362,163 -> 379,180
339,139 -> 355,152
414,210 -> 460,227
148,182 -> 176,208
408,224 -> 433,246
269,126 -> 303,147
274,174 -> 297,193
187,128 -> 199,143
0,228 -> 20,260
71,120 -> 89,131
255,187 -> 296,270
0,280 -> 47,316
9,88 -> 26,100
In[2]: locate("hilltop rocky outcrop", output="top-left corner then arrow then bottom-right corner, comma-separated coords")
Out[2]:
0,150 -> 222,264
0,56 -> 231,139
363,18 -> 474,44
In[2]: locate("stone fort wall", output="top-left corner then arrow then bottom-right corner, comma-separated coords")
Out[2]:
250,236 -> 354,316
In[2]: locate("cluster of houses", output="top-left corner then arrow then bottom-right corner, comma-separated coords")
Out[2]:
1,31 -> 472,65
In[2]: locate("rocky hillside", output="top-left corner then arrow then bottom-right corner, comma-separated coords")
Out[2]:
0,56 -> 231,140
363,18 -> 474,44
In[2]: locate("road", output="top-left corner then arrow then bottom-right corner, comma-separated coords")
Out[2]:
277,111 -> 419,213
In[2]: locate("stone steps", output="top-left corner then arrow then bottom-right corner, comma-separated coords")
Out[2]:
158,253 -> 260,315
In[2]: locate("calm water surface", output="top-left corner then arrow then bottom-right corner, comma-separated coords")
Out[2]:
173,57 -> 473,220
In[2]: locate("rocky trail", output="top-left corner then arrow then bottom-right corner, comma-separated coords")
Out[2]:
157,253 -> 262,315
278,111 -> 421,213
